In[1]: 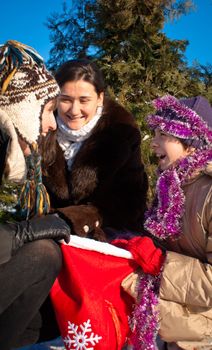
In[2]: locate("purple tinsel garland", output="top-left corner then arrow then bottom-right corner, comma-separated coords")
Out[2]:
130,272 -> 162,350
145,148 -> 212,240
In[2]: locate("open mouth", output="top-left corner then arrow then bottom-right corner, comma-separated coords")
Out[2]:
156,153 -> 166,160
159,155 -> 166,160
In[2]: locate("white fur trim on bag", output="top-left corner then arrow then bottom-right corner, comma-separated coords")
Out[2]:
61,235 -> 133,259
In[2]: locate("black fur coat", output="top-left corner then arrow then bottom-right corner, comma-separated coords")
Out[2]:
41,98 -> 148,238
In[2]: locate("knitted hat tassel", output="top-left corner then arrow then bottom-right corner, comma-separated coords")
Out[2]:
18,143 -> 50,219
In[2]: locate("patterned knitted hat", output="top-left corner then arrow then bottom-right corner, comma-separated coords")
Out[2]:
0,40 -> 60,144
147,95 -> 212,149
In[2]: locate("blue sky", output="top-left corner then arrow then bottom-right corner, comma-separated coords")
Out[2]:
1,0 -> 211,66
164,0 -> 212,65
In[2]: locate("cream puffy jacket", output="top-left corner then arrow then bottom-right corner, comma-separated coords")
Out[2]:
159,164 -> 212,349
121,164 -> 212,349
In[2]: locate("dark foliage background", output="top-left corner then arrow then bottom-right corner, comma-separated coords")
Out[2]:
1,0 -> 212,220
45,0 -> 212,201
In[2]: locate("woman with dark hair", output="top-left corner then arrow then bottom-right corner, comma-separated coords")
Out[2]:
41,59 -> 148,239
39,59 -> 165,350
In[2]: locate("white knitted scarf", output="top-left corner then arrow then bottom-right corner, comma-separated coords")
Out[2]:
57,107 -> 103,170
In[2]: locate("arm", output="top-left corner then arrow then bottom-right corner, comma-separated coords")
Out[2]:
161,191 -> 212,308
72,124 -> 143,198
158,298 -> 212,342
0,214 -> 71,265
159,251 -> 212,342
71,124 -> 147,230
51,123 -> 147,238
160,251 -> 212,308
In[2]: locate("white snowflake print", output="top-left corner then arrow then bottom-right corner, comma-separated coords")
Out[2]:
63,319 -> 102,350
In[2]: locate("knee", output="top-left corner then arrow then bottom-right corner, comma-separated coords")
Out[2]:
25,240 -> 62,278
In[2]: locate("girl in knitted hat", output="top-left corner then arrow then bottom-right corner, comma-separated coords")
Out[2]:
0,40 -> 71,349
132,95 -> 212,350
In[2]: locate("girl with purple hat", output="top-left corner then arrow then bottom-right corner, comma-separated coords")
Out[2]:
145,95 -> 212,350
122,94 -> 212,350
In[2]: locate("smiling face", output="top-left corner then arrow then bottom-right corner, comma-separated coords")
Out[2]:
151,129 -> 191,170
57,79 -> 104,130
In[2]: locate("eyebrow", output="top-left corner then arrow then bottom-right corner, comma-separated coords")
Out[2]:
59,94 -> 72,98
59,94 -> 92,99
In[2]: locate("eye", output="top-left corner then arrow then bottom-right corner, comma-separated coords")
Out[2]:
149,130 -> 155,137
58,95 -> 72,104
80,98 -> 90,104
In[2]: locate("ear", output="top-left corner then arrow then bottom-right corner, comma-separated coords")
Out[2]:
97,92 -> 104,107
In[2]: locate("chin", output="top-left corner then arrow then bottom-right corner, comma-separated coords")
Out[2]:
159,163 -> 168,171
68,123 -> 83,130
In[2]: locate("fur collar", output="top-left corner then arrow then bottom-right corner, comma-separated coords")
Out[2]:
43,98 -> 142,209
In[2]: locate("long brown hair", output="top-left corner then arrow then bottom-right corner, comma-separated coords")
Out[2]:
39,131 -> 57,175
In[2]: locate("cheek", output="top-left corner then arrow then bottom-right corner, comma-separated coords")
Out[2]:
89,101 -> 99,115
168,144 -> 187,160
42,112 -> 49,127
81,104 -> 97,118
42,111 -> 56,129
58,102 -> 68,114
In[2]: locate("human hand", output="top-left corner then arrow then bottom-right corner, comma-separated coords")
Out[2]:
1,214 -> 71,254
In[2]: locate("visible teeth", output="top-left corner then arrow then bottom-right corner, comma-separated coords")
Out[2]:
156,154 -> 165,159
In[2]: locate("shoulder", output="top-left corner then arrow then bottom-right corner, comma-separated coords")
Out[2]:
95,98 -> 141,145
184,172 -> 212,214
102,98 -> 138,128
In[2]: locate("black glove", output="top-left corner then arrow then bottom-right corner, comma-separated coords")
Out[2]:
0,214 -> 71,254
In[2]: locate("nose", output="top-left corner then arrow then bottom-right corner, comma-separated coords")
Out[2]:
151,135 -> 158,149
69,100 -> 80,116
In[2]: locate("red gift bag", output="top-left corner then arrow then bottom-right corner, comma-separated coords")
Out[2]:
50,236 -> 137,350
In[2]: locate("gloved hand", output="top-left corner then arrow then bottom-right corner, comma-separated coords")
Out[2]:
55,204 -> 106,241
0,214 -> 71,254
112,236 -> 165,275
